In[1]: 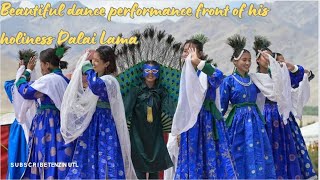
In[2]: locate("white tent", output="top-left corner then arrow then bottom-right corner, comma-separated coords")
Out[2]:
0,112 -> 15,125
300,122 -> 319,146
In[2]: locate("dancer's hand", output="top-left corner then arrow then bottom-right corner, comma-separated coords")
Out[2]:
188,47 -> 201,67
27,56 -> 37,71
82,75 -> 88,88
18,60 -> 24,69
258,50 -> 270,61
85,49 -> 95,61
281,60 -> 296,72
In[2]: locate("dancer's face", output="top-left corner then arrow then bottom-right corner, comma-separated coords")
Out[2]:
276,55 -> 285,63
234,52 -> 251,74
257,50 -> 270,69
181,43 -> 202,62
92,52 -> 109,75
144,64 -> 158,83
40,61 -> 50,75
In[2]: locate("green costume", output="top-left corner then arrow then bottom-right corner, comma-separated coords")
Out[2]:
124,81 -> 175,173
115,26 -> 182,178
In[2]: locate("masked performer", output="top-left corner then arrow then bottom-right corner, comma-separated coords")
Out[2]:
115,27 -> 181,179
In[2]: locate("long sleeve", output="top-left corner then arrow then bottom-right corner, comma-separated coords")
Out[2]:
16,78 -> 39,100
198,62 -> 224,89
161,89 -> 176,117
123,87 -> 138,129
199,62 -> 215,76
207,68 -> 224,89
15,69 -> 41,100
289,65 -> 304,88
220,78 -> 231,116
85,69 -> 109,101
4,80 -> 15,103
161,88 -> 176,132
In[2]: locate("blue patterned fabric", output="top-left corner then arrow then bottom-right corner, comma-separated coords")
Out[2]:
175,69 -> 236,179
287,65 -> 317,178
264,102 -> 303,179
4,80 -> 28,179
23,108 -> 75,179
66,108 -> 125,179
85,69 -> 109,100
289,65 -> 304,88
66,70 -> 125,179
220,72 -> 276,179
288,114 -> 317,179
17,70 -> 75,179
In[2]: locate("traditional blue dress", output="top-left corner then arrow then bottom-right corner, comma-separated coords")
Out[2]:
65,69 -> 125,179
4,80 -> 28,179
287,65 -> 317,179
220,71 -> 276,179
175,67 -> 236,179
264,97 -> 304,179
17,69 -> 75,179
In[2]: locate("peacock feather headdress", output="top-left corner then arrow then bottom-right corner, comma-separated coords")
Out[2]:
18,49 -> 37,64
116,26 -> 182,132
54,43 -> 70,59
253,35 -> 271,57
226,34 -> 247,61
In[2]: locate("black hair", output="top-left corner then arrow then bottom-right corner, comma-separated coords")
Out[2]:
144,60 -> 160,66
183,39 -> 204,57
272,52 -> 282,59
96,45 -> 117,75
184,39 -> 205,58
40,43 -> 70,70
226,34 -> 250,61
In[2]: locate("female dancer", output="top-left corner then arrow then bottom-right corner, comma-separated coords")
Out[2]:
4,49 -> 37,179
61,46 -> 136,179
254,39 -> 317,179
220,34 -> 276,179
15,44 -> 74,179
172,39 -> 236,179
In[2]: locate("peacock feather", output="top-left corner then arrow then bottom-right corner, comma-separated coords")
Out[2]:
18,49 -> 37,65
116,26 -> 182,132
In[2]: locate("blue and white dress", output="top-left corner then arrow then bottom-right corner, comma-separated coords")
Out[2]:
220,71 -> 276,179
263,96 -> 303,179
16,69 -> 75,179
65,69 -> 125,179
4,80 -> 28,179
175,64 -> 236,179
287,65 -> 317,179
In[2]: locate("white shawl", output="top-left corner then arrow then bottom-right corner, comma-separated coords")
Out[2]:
60,53 -> 137,179
13,65 -> 67,143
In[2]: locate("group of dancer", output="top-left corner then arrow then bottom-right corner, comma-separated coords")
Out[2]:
4,29 -> 317,179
